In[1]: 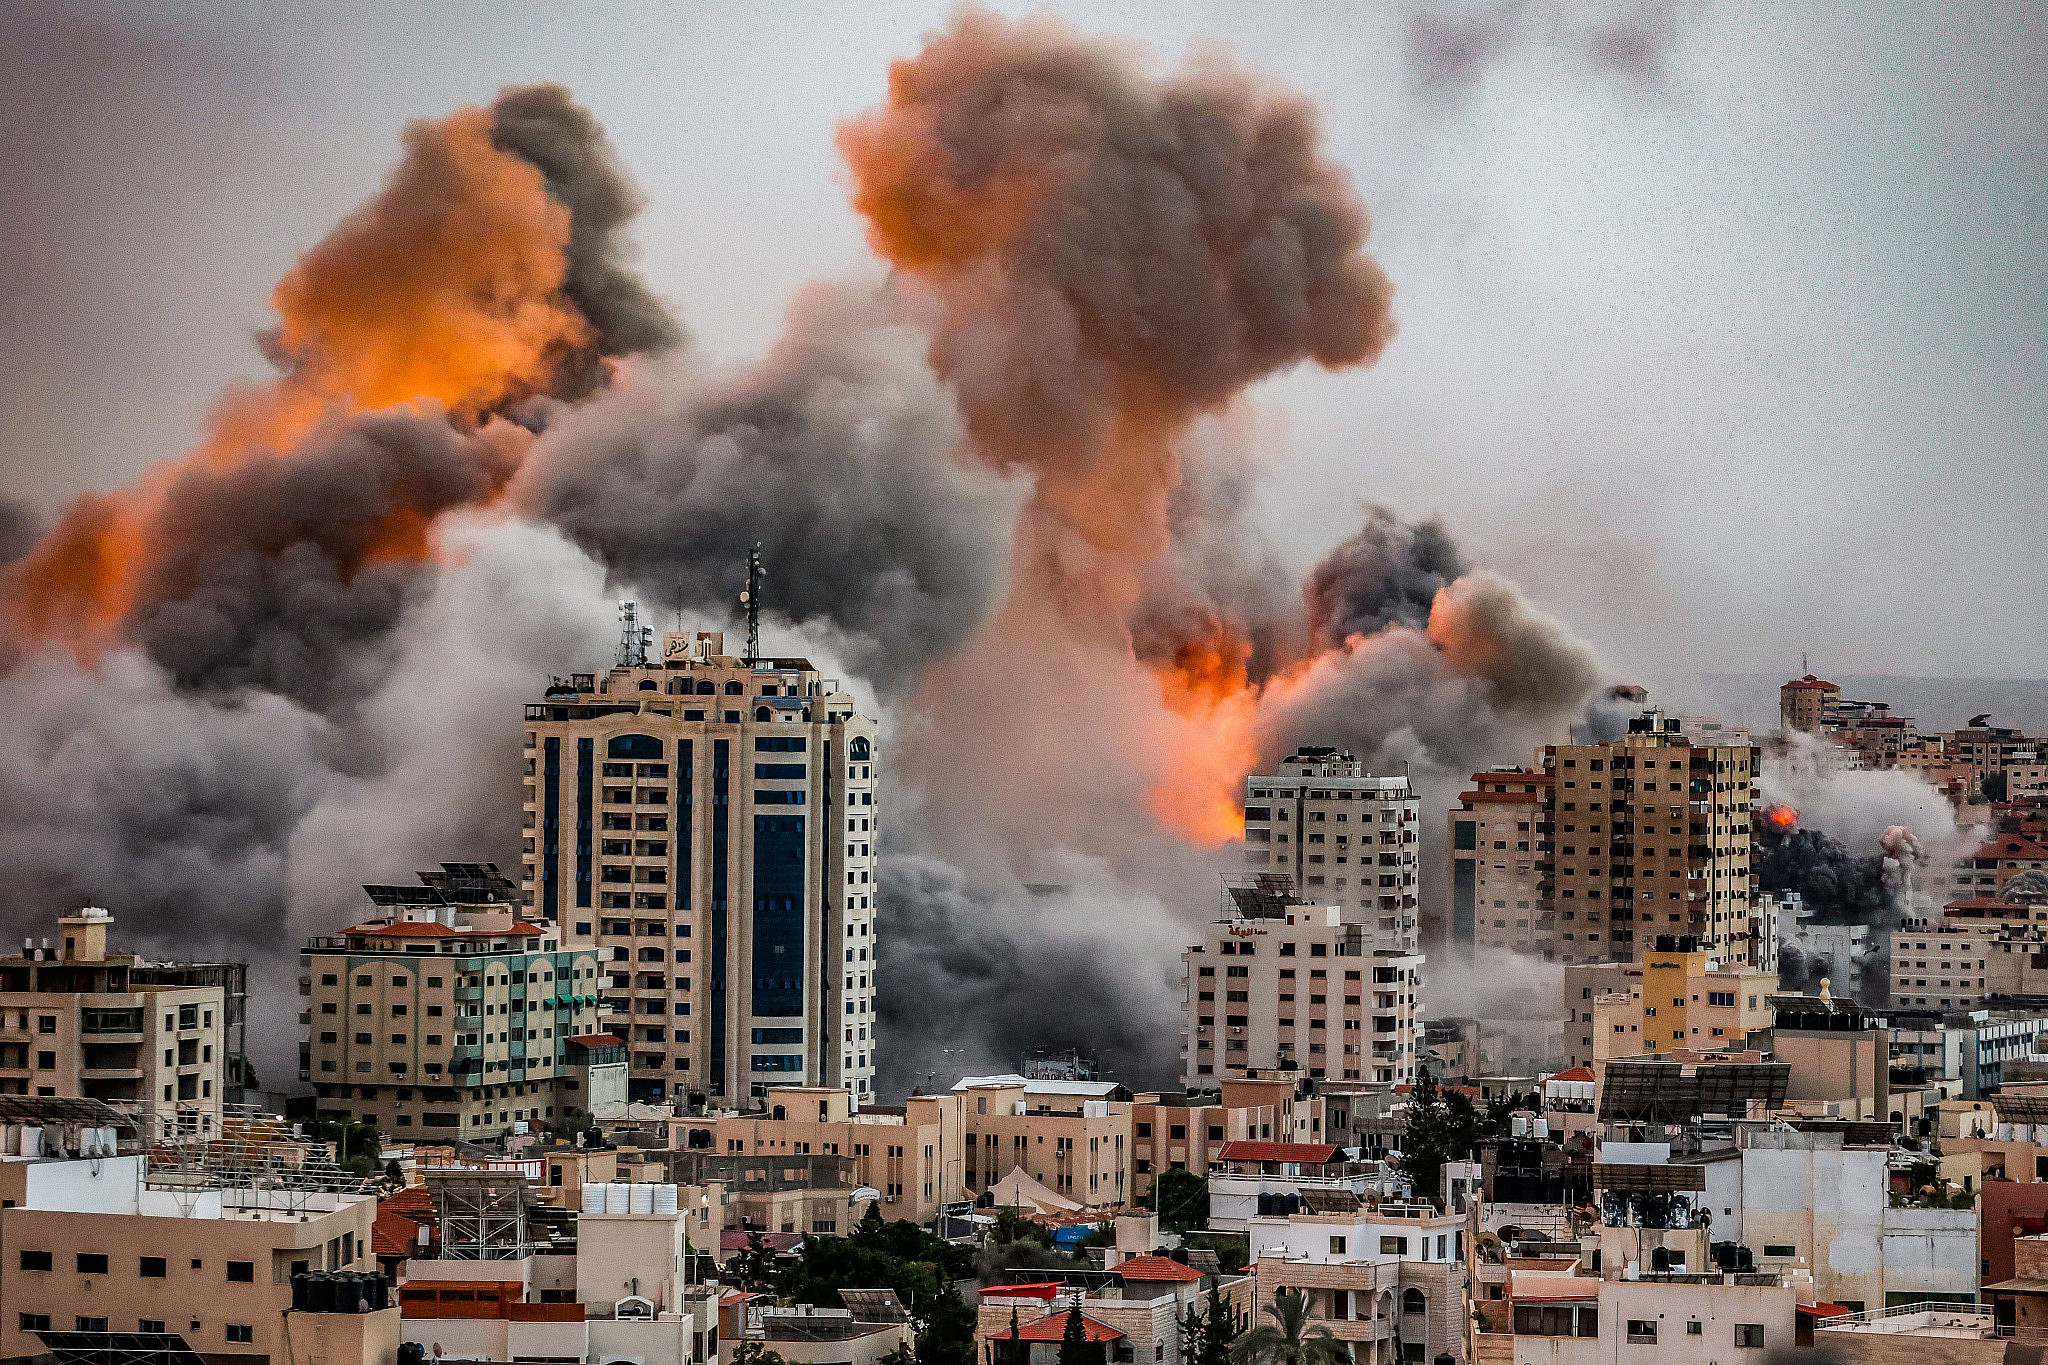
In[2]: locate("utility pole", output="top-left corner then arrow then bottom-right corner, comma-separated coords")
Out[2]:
739,543 -> 764,666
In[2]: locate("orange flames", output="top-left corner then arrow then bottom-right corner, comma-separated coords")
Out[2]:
2,101 -> 590,656
1765,804 -> 1799,830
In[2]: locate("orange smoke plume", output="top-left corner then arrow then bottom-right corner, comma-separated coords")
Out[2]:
1766,804 -> 1799,830
4,99 -> 593,658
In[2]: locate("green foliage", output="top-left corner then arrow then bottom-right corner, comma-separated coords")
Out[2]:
380,1160 -> 406,1194
779,1215 -> 978,1365
1057,1302 -> 1101,1365
972,1238 -> 1084,1282
1196,1284 -> 1245,1365
1481,1092 -> 1538,1140
1226,1290 -> 1345,1365
1149,1166 -> 1210,1232
728,1341 -> 789,1365
1398,1071 -> 1479,1200
1179,1234 -> 1249,1275
1984,771 -> 2009,802
731,1230 -> 783,1292
858,1201 -> 887,1237
308,1114 -> 382,1178
990,1207 -> 1050,1248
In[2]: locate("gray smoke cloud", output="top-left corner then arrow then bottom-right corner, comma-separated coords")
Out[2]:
126,413 -> 524,710
0,499 -> 38,567
1304,504 -> 1466,648
487,81 -> 685,394
514,282 -> 1022,699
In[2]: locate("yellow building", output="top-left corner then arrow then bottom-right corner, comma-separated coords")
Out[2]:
1591,939 -> 1775,1059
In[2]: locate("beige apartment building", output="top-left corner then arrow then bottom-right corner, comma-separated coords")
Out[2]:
1183,894 -> 1422,1088
0,909 -> 240,1138
301,864 -> 603,1140
669,1085 -> 956,1224
955,1077 -> 1133,1208
1779,675 -> 1841,732
1587,940 -> 1775,1060
522,626 -> 879,1106
1887,923 -> 1997,1010
1543,714 -> 1760,964
1242,748 -> 1422,952
1447,768 -> 1549,957
1129,1075 -> 1326,1198
0,1152 -> 378,1364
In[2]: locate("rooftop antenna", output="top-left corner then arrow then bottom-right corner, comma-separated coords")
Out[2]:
616,599 -> 651,668
739,543 -> 764,666
1801,651 -> 1808,674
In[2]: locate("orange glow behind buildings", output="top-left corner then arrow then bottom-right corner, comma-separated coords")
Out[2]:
1767,804 -> 1799,830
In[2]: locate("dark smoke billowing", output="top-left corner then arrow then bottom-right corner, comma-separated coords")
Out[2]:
2,13 -> 1617,1098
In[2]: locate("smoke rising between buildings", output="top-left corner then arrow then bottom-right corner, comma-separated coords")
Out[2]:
0,9 -> 1635,1093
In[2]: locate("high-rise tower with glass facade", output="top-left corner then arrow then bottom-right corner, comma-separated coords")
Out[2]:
522,629 -> 879,1107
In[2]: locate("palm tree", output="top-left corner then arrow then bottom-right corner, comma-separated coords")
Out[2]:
1227,1290 -> 1347,1365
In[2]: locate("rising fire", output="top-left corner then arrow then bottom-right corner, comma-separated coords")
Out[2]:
1765,804 -> 1799,830
1,101 -> 592,657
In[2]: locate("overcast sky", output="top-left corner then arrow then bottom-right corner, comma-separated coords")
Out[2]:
4,0 -> 2044,687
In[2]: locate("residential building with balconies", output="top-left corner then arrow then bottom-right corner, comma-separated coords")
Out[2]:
300,863 -> 602,1142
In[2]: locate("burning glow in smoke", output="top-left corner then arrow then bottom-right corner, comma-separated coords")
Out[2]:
3,94 -> 621,662
1766,804 -> 1800,830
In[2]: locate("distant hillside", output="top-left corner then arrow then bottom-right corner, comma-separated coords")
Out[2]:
1694,674 -> 2048,736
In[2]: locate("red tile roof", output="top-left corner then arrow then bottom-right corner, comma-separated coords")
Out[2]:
344,921 -> 463,938
1971,836 -> 2048,861
1783,676 -> 1838,691
381,1185 -> 436,1215
1216,1141 -> 1340,1164
1114,1256 -> 1202,1283
1798,1302 -> 1853,1319
568,1033 -> 624,1048
373,1207 -> 432,1257
987,1314 -> 1124,1343
1548,1066 -> 1597,1083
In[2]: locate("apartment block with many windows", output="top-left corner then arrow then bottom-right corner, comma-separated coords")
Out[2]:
1447,768 -> 1551,958
301,864 -> 602,1140
0,909 -> 240,1139
1183,892 -> 1421,1087
1242,748 -> 1421,953
523,630 -> 878,1105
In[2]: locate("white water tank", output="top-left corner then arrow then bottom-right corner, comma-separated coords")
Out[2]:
604,1182 -> 630,1214
582,1183 -> 606,1214
654,1184 -> 679,1217
630,1182 -> 656,1215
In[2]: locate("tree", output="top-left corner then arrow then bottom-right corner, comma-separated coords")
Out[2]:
856,1200 -> 887,1238
778,1214 -> 979,1365
1149,1167 -> 1210,1232
380,1159 -> 406,1194
308,1114 -> 382,1179
990,1207 -> 1050,1248
732,1230 -> 782,1292
728,1342 -> 789,1365
1057,1303 -> 1100,1365
1398,1071 -> 1479,1200
1198,1284 -> 1243,1365
1227,1290 -> 1345,1365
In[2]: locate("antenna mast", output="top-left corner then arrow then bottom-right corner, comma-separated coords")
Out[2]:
739,543 -> 764,666
616,600 -> 650,668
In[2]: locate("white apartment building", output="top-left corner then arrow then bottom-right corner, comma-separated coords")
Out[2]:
523,625 -> 879,1106
1247,1206 -> 1470,1364
1182,900 -> 1421,1087
1243,748 -> 1422,952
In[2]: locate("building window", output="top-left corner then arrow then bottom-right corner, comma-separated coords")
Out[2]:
1627,1321 -> 1657,1344
1403,1289 -> 1426,1314
140,1257 -> 166,1278
138,1321 -> 165,1335
1735,1324 -> 1765,1348
226,1262 -> 254,1283
19,1315 -> 50,1334
75,1318 -> 108,1334
77,1253 -> 109,1275
19,1250 -> 51,1271
1329,1237 -> 1346,1255
226,1325 -> 254,1344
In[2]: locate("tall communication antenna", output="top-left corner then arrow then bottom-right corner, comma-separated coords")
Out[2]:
616,599 -> 651,667
739,543 -> 764,666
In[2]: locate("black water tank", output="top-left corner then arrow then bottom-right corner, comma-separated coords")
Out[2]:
399,1343 -> 428,1365
297,1272 -> 334,1314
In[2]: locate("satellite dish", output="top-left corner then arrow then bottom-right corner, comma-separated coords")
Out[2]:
850,1187 -> 884,1204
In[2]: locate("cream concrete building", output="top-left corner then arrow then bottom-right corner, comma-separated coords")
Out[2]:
1248,1204 -> 1470,1364
1888,922 -> 1999,1009
523,627 -> 879,1105
0,1153 -> 378,1364
0,909 -> 241,1138
1183,899 -> 1422,1087
301,864 -> 604,1140
1243,748 -> 1422,952
1129,1076 -> 1326,1198
1448,768 -> 1550,957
